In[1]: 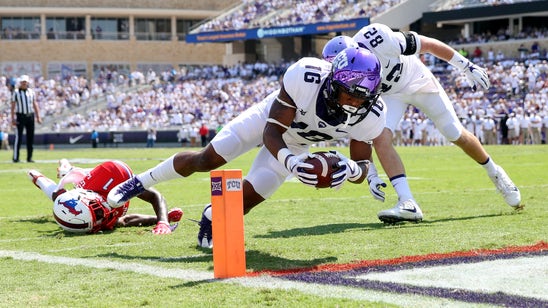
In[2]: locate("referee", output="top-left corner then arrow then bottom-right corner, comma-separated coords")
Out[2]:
10,75 -> 42,163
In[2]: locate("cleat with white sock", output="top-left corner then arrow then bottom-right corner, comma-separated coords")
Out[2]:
107,176 -> 145,208
57,159 -> 73,179
489,166 -> 521,207
197,204 -> 212,248
378,199 -> 423,223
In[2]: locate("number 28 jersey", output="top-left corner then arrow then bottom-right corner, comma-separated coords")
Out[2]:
352,23 -> 436,95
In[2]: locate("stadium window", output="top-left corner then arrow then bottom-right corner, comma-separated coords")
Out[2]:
1,16 -> 40,40
91,18 -> 129,40
46,17 -> 85,40
176,19 -> 200,40
135,18 -> 171,41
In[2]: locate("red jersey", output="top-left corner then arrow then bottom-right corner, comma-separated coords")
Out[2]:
75,160 -> 133,231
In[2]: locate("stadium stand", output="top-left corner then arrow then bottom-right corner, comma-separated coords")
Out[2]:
1,0 -> 546,146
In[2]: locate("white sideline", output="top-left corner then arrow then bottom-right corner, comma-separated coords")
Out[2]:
0,249 -> 532,307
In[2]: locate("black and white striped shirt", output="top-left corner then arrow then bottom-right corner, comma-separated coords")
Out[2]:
12,88 -> 36,115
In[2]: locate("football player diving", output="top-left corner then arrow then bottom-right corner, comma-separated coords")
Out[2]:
107,47 -> 387,248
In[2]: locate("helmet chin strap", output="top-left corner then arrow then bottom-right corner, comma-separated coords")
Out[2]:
342,112 -> 351,129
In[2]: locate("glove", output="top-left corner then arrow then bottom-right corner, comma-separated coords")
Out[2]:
329,151 -> 363,190
366,162 -> 387,202
286,153 -> 318,187
152,221 -> 172,235
464,63 -> 490,91
57,159 -> 73,179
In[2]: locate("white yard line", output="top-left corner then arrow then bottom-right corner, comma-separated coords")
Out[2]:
1,249 -> 542,307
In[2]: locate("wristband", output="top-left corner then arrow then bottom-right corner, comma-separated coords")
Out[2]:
367,161 -> 378,176
448,52 -> 470,71
277,148 -> 293,169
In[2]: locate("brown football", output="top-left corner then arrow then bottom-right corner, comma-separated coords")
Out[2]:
304,151 -> 341,188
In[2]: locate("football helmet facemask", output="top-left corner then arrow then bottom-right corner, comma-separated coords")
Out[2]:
52,188 -> 111,233
327,47 -> 382,118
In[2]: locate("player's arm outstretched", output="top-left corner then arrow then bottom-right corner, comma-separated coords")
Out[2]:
263,85 -> 317,187
134,187 -> 172,234
418,35 -> 490,91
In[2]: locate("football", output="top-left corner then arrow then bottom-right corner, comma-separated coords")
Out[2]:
304,151 -> 341,188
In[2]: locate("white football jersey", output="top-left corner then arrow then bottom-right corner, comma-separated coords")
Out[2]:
352,23 -> 436,95
282,57 -> 385,146
210,56 -> 386,199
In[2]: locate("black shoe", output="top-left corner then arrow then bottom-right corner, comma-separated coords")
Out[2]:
13,159 -> 19,163
27,159 -> 35,163
197,204 -> 212,248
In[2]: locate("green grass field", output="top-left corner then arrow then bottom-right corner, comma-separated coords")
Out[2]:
0,145 -> 546,307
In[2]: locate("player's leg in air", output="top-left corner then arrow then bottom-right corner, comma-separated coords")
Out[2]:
374,89 -> 520,224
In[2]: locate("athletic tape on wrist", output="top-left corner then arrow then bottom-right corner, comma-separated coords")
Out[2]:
277,148 -> 294,170
448,52 -> 470,71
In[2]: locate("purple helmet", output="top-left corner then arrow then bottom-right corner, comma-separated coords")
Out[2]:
322,36 -> 358,62
329,46 -> 382,116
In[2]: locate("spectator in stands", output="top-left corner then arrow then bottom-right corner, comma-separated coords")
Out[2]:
518,44 -> 529,59
472,46 -> 483,61
542,112 -> 548,144
506,113 -> 517,144
487,47 -> 495,63
177,125 -> 190,147
458,47 -> 469,57
530,41 -> 540,58
91,129 -> 99,148
146,128 -> 156,148
0,127 -> 9,150
199,122 -> 208,147
481,115 -> 497,145
496,50 -> 505,61
517,109 -> 530,144
529,111 -> 542,144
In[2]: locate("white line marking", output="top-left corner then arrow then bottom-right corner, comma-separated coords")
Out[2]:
357,255 -> 548,300
0,249 -> 213,281
0,249 -> 530,307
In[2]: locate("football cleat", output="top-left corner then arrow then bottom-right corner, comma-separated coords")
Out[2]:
378,199 -> 423,223
28,169 -> 45,188
57,159 -> 73,179
106,176 -> 145,208
197,204 -> 213,248
168,208 -> 183,223
489,166 -> 521,207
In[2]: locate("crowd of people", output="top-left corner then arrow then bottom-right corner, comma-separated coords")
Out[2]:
433,0 -> 535,12
196,0 -> 402,32
1,50 -> 547,149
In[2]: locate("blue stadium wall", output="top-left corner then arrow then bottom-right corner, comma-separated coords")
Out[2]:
7,130 -> 216,147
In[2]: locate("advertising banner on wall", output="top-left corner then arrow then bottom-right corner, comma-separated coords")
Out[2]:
186,18 -> 370,43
